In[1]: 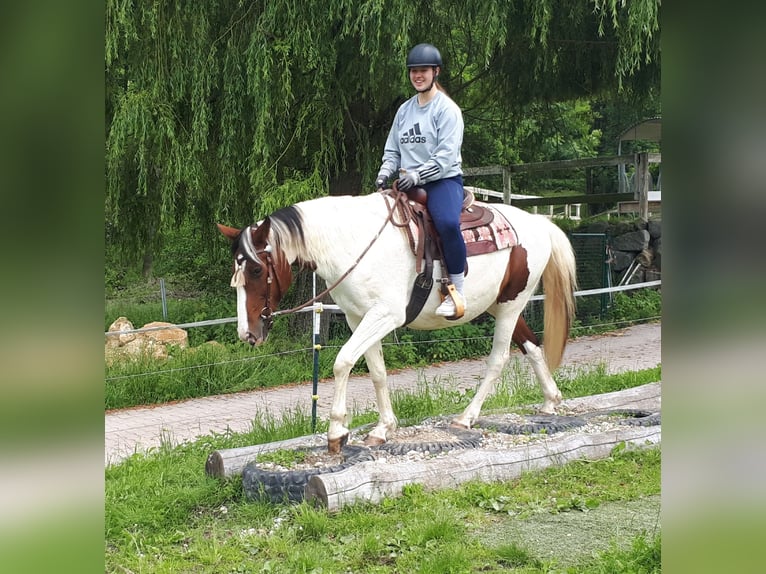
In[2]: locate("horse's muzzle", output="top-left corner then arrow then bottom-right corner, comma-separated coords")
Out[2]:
243,331 -> 264,346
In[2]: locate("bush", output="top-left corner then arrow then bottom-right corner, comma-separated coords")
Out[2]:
608,289 -> 661,323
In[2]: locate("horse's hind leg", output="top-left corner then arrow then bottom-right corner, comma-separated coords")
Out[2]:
451,304 -> 519,429
512,316 -> 563,414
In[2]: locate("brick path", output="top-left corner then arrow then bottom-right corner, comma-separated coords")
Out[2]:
105,322 -> 661,466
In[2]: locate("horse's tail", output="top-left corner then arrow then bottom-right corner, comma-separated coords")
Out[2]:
541,220 -> 578,372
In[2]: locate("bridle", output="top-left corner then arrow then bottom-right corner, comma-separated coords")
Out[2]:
229,244 -> 286,331
230,191 -> 412,324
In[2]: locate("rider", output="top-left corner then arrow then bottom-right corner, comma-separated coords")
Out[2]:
375,43 -> 467,318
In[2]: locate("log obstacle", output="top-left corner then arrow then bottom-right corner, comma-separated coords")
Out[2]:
306,425 -> 660,512
205,434 -> 319,479
205,382 -> 662,500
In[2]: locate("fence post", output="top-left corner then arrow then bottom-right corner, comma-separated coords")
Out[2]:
311,273 -> 321,432
160,278 -> 168,320
502,166 -> 512,204
636,152 -> 650,221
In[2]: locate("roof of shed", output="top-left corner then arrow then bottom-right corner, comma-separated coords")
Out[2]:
618,117 -> 662,142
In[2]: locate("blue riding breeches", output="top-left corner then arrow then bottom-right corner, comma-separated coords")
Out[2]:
423,175 -> 466,275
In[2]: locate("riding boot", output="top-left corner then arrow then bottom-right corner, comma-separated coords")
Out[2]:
436,273 -> 466,318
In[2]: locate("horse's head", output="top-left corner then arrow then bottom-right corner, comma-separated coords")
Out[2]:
217,220 -> 293,346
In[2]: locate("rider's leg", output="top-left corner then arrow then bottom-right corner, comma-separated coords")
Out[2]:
425,176 -> 466,316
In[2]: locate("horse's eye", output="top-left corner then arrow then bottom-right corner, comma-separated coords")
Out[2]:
249,265 -> 262,277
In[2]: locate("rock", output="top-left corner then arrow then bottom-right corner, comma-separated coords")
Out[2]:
611,230 -> 650,252
610,250 -> 635,272
105,317 -> 188,365
647,219 -> 662,240
653,237 -> 662,270
142,321 -> 189,348
104,317 -> 136,350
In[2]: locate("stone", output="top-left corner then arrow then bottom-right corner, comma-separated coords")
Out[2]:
610,250 -> 635,272
647,219 -> 662,240
611,230 -> 650,252
105,317 -> 188,365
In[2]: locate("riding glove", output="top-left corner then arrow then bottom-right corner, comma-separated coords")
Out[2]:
375,177 -> 387,190
397,170 -> 420,191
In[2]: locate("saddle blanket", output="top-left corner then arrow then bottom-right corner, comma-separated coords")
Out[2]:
406,203 -> 518,258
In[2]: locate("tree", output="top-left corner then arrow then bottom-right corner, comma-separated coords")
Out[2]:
105,0 -> 660,271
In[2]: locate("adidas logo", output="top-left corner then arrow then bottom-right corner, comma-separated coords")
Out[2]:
400,122 -> 427,144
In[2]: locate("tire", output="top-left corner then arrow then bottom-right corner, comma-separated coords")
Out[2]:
582,409 -> 661,427
242,445 -> 374,503
373,426 -> 483,456
474,414 -> 587,435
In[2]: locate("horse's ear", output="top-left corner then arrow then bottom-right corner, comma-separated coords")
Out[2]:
253,217 -> 271,241
217,223 -> 241,242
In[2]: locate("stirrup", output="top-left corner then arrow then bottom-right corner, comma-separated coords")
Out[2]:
435,284 -> 465,319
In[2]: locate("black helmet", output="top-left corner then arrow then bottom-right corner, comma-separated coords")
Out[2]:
406,43 -> 442,68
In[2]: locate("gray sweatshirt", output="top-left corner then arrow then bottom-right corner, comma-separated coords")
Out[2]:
377,90 -> 464,184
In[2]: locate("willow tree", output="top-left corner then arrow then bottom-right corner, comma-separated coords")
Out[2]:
105,0 -> 660,271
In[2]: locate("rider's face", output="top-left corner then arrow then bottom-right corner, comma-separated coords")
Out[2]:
409,66 -> 438,92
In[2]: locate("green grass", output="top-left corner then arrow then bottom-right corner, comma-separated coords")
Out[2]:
105,285 -> 660,411
106,365 -> 661,573
106,445 -> 660,573
104,327 -> 661,411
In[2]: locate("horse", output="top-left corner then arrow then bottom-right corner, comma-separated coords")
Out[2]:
217,189 -> 577,453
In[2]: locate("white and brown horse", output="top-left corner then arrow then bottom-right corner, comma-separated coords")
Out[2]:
218,191 -> 577,453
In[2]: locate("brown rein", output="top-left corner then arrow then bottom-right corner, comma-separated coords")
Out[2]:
269,190 -> 412,319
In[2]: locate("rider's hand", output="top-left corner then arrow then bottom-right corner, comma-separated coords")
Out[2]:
375,177 -> 387,191
397,171 -> 420,191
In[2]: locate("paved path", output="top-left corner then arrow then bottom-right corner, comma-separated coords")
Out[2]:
105,322 -> 661,466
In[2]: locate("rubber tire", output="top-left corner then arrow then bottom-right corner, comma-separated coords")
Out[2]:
373,426 -> 483,456
473,414 -> 587,435
582,409 -> 661,427
242,445 -> 374,503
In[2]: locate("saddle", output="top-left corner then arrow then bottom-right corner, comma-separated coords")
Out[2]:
383,186 -> 517,324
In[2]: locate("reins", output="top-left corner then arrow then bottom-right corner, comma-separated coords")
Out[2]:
269,190 -> 411,319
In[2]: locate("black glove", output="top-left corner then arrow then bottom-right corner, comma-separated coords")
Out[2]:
397,171 -> 420,191
375,177 -> 386,190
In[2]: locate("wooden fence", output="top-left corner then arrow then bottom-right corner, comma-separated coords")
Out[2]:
463,152 -> 661,221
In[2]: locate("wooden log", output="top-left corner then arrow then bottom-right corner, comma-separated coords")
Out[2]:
205,434 -> 320,479
206,383 -> 661,479
306,426 -> 660,512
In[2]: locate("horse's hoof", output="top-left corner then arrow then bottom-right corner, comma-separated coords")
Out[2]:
327,433 -> 349,454
363,435 -> 385,447
449,421 -> 471,430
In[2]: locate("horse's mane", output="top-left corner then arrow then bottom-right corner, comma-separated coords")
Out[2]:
267,205 -> 310,267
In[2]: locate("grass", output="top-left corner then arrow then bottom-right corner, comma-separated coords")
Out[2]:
105,365 -> 661,573
106,446 -> 660,573
105,289 -> 661,411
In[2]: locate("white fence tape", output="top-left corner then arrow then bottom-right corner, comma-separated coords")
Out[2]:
105,280 -> 660,336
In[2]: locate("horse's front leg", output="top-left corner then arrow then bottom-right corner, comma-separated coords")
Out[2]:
361,340 -> 397,446
327,308 -> 398,453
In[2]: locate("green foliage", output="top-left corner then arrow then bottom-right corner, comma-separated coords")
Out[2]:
609,290 -> 662,322
256,448 -> 308,468
576,532 -> 661,573
105,337 -> 313,409
492,542 -> 541,568
105,0 -> 661,266
105,269 -> 660,410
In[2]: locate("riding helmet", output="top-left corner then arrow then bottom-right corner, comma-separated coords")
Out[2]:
406,43 -> 442,68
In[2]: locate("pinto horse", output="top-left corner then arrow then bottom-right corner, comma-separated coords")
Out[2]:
218,190 -> 577,453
